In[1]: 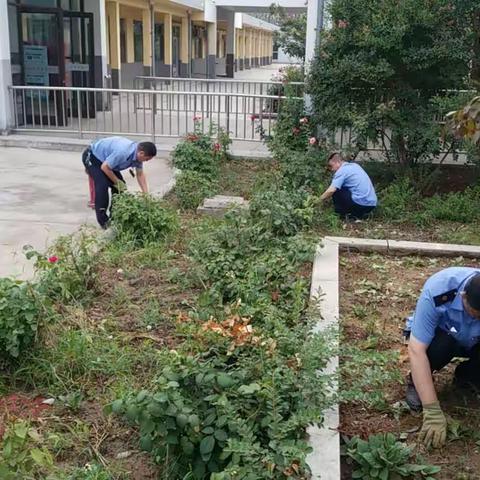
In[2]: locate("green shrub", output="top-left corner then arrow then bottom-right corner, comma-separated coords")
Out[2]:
421,186 -> 480,224
175,171 -> 217,210
111,317 -> 330,479
172,137 -> 219,177
0,420 -> 55,479
172,121 -> 231,177
277,148 -> 327,190
249,187 -> 314,237
377,179 -> 421,222
345,433 -> 441,479
112,193 -> 178,247
25,231 -> 99,304
0,278 -> 49,362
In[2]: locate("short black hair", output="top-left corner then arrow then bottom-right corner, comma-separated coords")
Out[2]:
328,151 -> 342,162
138,141 -> 157,157
465,274 -> 480,311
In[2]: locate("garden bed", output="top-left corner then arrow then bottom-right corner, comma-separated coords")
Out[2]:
340,252 -> 480,480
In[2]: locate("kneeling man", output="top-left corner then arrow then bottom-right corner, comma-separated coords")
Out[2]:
319,152 -> 377,219
405,267 -> 480,448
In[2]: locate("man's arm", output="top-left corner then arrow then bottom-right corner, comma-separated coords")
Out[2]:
101,161 -> 122,185
320,186 -> 337,201
136,168 -> 148,193
408,336 -> 437,404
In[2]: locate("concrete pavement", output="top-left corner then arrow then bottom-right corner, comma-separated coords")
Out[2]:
0,147 -> 173,279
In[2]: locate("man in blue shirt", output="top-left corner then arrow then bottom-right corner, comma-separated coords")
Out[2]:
319,152 -> 377,219
404,267 -> 480,448
82,137 -> 157,228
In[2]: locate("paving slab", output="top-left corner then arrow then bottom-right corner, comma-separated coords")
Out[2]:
0,146 -> 173,279
197,195 -> 249,217
307,240 -> 340,480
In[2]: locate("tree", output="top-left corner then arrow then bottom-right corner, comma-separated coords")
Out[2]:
308,0 -> 476,168
269,4 -> 307,60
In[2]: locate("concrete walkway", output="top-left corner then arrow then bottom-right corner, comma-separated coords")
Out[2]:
0,147 -> 173,279
234,63 -> 287,81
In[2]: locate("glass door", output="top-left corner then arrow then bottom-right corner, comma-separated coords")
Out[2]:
63,11 -> 95,118
18,6 -> 65,126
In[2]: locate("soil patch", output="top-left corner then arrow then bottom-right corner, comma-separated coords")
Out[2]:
340,253 -> 480,480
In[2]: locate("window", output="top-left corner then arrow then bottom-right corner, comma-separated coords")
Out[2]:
120,18 -> 126,63
154,23 -> 164,63
133,20 -> 143,63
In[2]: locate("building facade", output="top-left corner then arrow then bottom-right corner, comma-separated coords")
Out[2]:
5,0 -> 276,93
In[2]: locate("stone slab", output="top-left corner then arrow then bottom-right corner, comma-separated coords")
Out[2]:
197,195 -> 249,217
307,240 -> 340,480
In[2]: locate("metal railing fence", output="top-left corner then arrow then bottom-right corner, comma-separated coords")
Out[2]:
10,85 -> 302,141
134,76 -> 305,98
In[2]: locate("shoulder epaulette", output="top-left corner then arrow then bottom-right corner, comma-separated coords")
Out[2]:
433,289 -> 458,307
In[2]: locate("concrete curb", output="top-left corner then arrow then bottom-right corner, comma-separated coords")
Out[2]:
307,236 -> 480,479
327,236 -> 480,258
0,134 -> 272,160
307,239 -> 340,480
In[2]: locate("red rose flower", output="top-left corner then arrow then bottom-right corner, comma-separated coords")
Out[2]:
48,256 -> 58,263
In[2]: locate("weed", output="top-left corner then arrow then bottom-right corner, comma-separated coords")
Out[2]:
344,433 -> 441,479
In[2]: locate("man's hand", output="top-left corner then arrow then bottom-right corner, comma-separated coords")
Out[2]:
116,181 -> 127,193
419,402 -> 447,448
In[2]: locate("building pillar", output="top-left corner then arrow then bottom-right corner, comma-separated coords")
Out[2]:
181,16 -> 190,77
246,28 -> 251,68
142,8 -> 152,75
106,1 -> 121,88
164,13 -> 172,76
239,29 -> 245,70
225,10 -> 235,78
0,0 -> 13,132
207,21 -> 217,78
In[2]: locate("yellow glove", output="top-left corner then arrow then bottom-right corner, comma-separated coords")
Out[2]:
115,181 -> 127,193
419,402 -> 447,448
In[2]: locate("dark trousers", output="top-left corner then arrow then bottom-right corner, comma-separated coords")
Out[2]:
332,187 -> 375,220
427,328 -> 480,384
82,149 -> 124,228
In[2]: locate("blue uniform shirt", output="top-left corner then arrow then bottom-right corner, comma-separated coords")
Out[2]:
330,162 -> 377,207
406,267 -> 480,350
90,137 -> 142,171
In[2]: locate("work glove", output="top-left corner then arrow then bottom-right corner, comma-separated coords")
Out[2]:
418,402 -> 447,448
115,181 -> 127,193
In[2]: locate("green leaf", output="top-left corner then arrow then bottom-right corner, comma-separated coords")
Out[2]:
199,435 -> 215,455
30,448 -> 53,467
214,429 -> 228,442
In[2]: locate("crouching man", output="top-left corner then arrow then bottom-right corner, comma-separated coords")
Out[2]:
405,267 -> 480,448
82,136 -> 157,228
319,152 -> 377,219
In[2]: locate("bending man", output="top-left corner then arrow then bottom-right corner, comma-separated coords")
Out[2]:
405,267 -> 480,448
319,152 -> 377,219
82,137 -> 157,228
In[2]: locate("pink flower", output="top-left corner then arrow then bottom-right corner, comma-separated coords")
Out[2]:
193,115 -> 202,122
292,127 -> 300,135
338,20 -> 348,29
250,115 -> 256,122
213,142 -> 221,152
309,137 -> 317,145
187,134 -> 199,142
299,117 -> 309,125
48,255 -> 58,263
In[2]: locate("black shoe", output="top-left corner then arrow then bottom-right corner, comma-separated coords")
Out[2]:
405,373 -> 422,412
